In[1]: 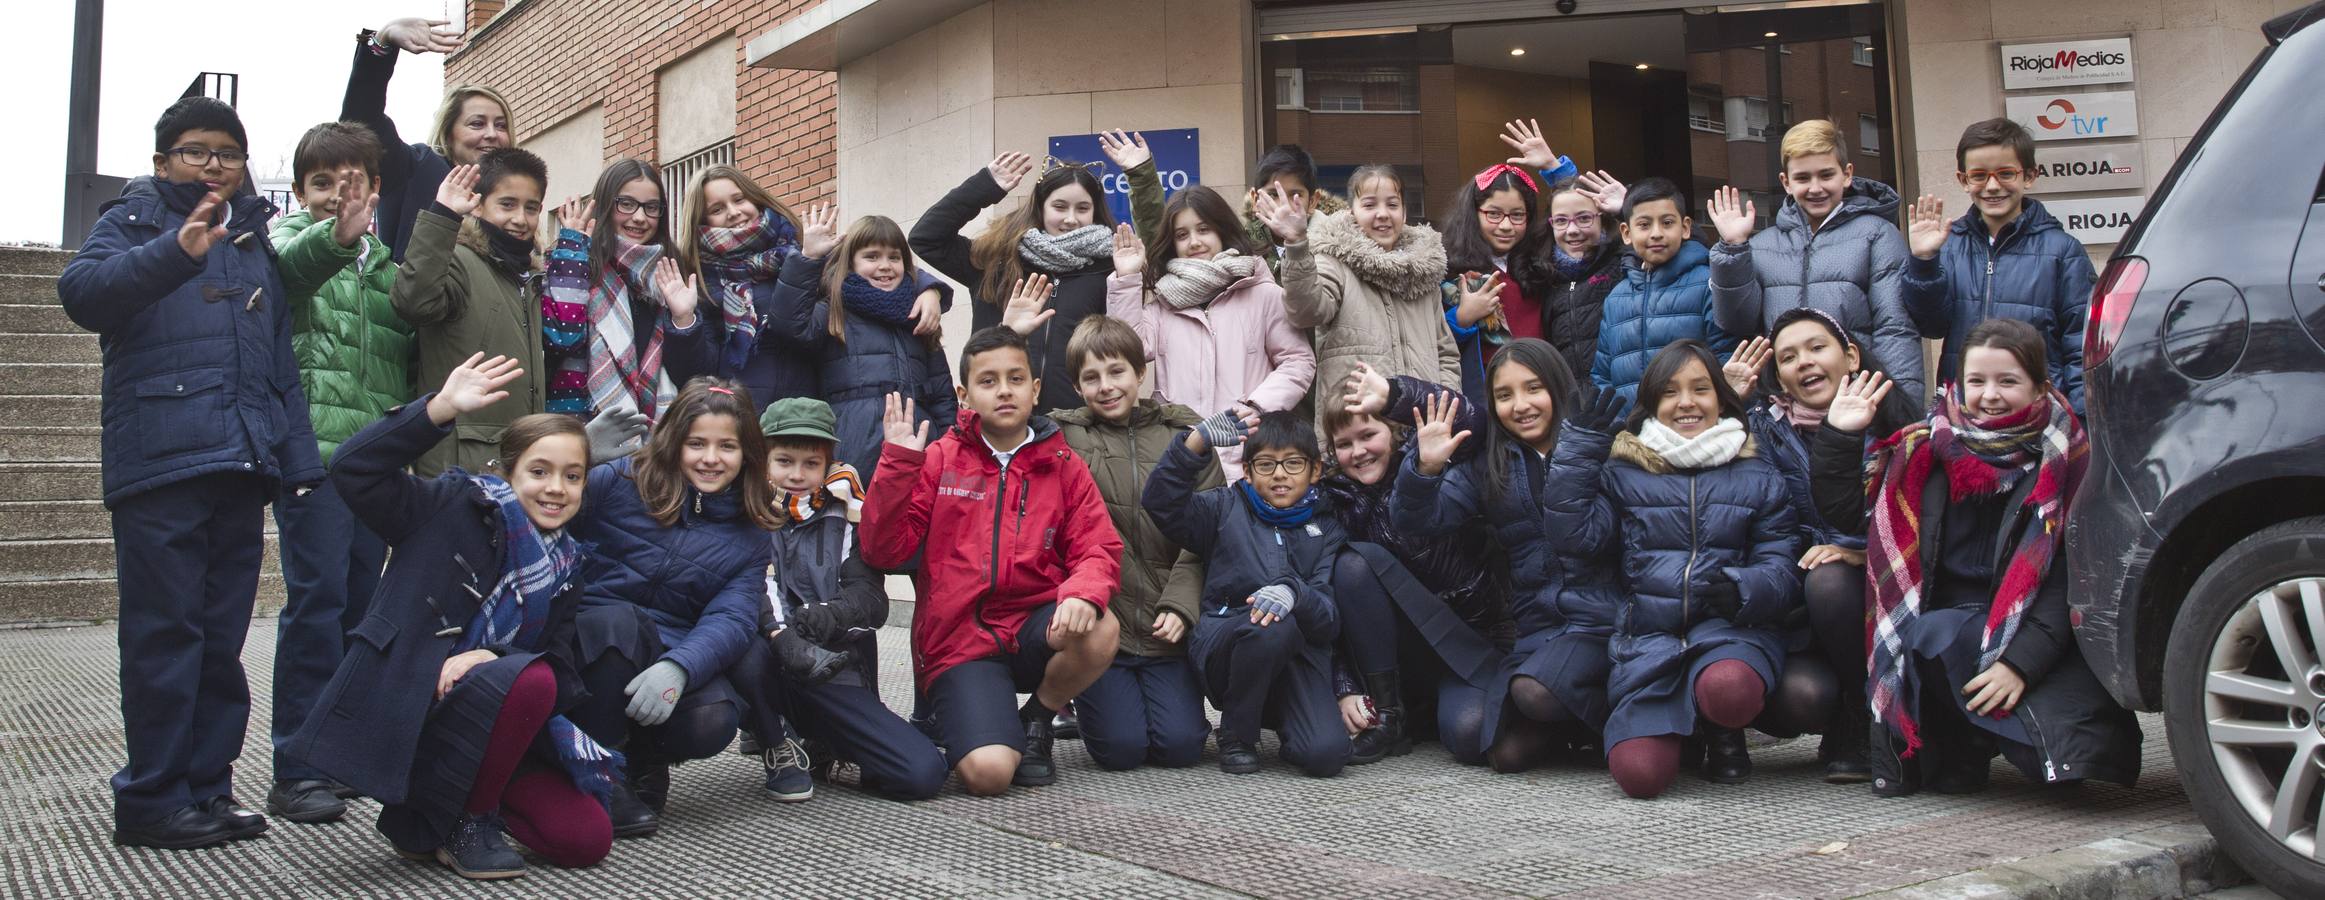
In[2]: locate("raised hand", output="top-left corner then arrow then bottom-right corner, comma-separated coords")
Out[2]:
1110,222 -> 1145,277
1499,118 -> 1558,170
1826,370 -> 1892,433
909,286 -> 944,336
378,17 -> 466,54
176,191 -> 229,260
1251,184 -> 1308,245
1340,360 -> 1391,417
555,195 -> 595,237
436,164 -> 482,218
1907,194 -> 1949,260
653,257 -> 701,327
1706,186 -> 1757,246
1097,129 -> 1152,171
797,202 -> 839,259
428,352 -> 524,424
1000,274 -> 1056,335
1187,407 -> 1256,455
1453,271 -> 1504,328
1568,385 -> 1628,434
1412,391 -> 1473,475
1723,336 -> 1772,400
331,179 -> 377,248
1575,170 -> 1627,215
881,392 -> 929,452
986,152 -> 1036,193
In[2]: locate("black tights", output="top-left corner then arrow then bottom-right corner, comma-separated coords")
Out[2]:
1331,551 -> 1400,676
1803,562 -> 1868,700
1486,676 -> 1572,773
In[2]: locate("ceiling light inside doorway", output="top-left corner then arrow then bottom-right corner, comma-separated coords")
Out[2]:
1510,47 -> 1526,56
1764,31 -> 1779,38
1634,63 -> 1650,70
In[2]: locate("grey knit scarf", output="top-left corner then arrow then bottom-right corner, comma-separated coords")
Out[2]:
1017,224 -> 1114,273
1155,250 -> 1264,310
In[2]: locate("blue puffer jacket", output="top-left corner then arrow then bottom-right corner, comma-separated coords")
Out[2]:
1708,179 -> 1923,405
765,254 -> 957,478
570,458 -> 769,682
1900,199 -> 2095,413
59,177 -> 324,507
1591,241 -> 1732,404
1743,405 -> 1862,552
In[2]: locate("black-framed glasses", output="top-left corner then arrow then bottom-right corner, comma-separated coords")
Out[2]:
613,197 -> 666,218
1247,457 -> 1311,477
165,146 -> 248,169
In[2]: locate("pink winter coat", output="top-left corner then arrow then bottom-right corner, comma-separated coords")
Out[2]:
1104,266 -> 1317,420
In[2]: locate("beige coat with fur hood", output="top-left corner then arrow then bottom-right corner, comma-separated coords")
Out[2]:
1280,210 -> 1459,420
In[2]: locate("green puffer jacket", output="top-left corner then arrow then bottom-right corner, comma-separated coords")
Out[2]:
1053,400 -> 1218,657
271,208 -> 413,463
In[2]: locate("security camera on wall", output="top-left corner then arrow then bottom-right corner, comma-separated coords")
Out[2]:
1555,0 -> 1578,14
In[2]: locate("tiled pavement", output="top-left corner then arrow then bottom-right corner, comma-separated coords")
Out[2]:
0,621 -> 2205,898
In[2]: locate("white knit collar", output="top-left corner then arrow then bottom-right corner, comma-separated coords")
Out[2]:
1636,417 -> 1747,470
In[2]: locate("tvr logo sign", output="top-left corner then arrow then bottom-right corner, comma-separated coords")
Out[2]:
2006,91 -> 2140,142
2034,99 -> 2106,135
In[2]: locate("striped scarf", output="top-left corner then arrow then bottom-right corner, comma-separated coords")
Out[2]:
587,237 -> 674,420
1861,389 -> 2085,755
783,463 -> 863,525
542,230 -> 594,414
460,476 -> 624,806
697,209 -> 798,375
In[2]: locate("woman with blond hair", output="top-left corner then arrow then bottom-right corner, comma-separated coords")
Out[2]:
341,16 -> 519,260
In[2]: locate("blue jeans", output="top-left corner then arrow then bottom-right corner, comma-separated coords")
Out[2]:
270,478 -> 387,782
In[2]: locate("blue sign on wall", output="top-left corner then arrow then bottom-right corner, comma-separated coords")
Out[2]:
1044,128 -> 1200,226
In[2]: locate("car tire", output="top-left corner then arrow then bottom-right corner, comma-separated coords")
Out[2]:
2164,515 -> 2325,897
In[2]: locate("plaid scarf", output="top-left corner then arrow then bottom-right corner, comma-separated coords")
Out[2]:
587,237 -> 674,420
1861,389 -> 2085,755
697,209 -> 798,375
783,463 -> 864,525
460,476 -> 625,807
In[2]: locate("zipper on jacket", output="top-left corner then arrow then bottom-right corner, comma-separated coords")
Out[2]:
1980,254 -> 1997,323
977,464 -> 1011,653
2019,700 -> 2058,781
1681,472 -> 1700,644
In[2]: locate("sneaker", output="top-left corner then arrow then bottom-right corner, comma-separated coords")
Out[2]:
435,813 -> 525,880
763,723 -> 815,803
737,728 -> 762,757
1013,714 -> 1057,787
266,779 -> 348,824
196,795 -> 269,840
112,805 -> 232,850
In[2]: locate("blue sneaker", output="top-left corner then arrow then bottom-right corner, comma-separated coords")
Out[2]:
763,722 -> 814,802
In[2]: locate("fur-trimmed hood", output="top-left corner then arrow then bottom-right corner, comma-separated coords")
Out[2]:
455,215 -> 543,274
1306,210 -> 1446,301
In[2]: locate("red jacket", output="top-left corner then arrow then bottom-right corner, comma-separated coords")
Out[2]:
862,409 -> 1124,689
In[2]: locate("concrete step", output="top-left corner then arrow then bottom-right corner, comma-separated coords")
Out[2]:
0,333 -> 100,365
0,303 -> 77,334
0,363 -> 99,396
0,274 -> 60,305
0,427 -> 100,463
0,534 -> 279,584
0,574 -> 286,623
0,463 -> 102,502
0,395 -> 100,422
0,246 -> 69,278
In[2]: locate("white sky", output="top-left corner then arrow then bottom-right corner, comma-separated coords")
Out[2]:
5,1 -> 452,245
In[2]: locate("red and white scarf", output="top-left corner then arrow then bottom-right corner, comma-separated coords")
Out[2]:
1862,388 -> 2086,754
587,237 -> 674,419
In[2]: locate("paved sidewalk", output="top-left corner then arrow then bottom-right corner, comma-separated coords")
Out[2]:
0,621 -> 2213,898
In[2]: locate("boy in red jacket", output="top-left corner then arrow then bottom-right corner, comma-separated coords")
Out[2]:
862,326 -> 1124,795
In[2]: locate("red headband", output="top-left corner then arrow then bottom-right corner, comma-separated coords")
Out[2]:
1473,164 -> 1540,192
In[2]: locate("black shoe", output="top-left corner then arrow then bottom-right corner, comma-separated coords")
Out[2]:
607,783 -> 659,839
1052,700 -> 1080,741
325,779 -> 361,800
196,795 -> 269,840
113,805 -> 233,850
1013,714 -> 1057,787
1700,728 -> 1752,784
266,779 -> 347,824
772,628 -> 855,685
632,760 -> 670,816
1347,671 -> 1412,765
1216,731 -> 1262,775
1820,708 -> 1873,784
737,728 -> 762,757
435,813 -> 525,880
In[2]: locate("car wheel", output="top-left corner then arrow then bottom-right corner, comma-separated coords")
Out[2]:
2165,515 -> 2325,896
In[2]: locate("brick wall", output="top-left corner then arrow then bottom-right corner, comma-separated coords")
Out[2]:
446,0 -> 838,205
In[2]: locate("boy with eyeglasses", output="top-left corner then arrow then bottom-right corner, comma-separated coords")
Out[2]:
1901,117 -> 2096,414
60,96 -> 325,850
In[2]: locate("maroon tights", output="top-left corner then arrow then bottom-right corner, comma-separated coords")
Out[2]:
462,660 -> 611,868
1607,659 -> 1767,799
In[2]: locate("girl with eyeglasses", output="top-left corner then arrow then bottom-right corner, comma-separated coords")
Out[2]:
543,160 -> 720,422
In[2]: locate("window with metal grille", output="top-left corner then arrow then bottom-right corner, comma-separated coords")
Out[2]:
661,139 -> 736,225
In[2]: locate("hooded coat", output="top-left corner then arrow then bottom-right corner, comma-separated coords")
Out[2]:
1708,179 -> 1924,405
389,207 -> 548,477
1900,199 -> 2094,412
1590,240 -> 1732,404
764,253 -> 958,478
1052,401 -> 1217,659
270,207 -> 414,463
1543,240 -> 1625,385
568,457 -> 769,686
1281,211 -> 1460,424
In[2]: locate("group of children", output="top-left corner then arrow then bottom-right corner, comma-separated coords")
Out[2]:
61,13 -> 2138,881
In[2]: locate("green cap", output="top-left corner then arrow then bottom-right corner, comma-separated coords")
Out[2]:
759,397 -> 839,442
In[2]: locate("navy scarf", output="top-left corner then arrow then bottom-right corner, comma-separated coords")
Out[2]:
841,273 -> 919,326
1238,480 -> 1320,527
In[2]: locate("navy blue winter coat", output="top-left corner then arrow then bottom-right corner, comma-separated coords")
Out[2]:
1143,438 -> 1345,629
59,177 -> 324,507
1900,199 -> 2095,413
341,35 -> 450,262
569,458 -> 769,683
699,263 -> 820,413
764,254 -> 957,478
1744,405 -> 1863,552
1591,240 -> 1732,404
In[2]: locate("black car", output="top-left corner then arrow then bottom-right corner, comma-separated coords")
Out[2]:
2068,2 -> 2325,894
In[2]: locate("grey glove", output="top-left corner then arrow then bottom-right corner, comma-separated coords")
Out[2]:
586,406 -> 652,464
1249,583 -> 1296,621
1195,409 -> 1249,450
623,660 -> 688,726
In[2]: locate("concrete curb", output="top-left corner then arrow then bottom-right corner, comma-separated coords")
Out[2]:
1862,823 -> 2248,899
